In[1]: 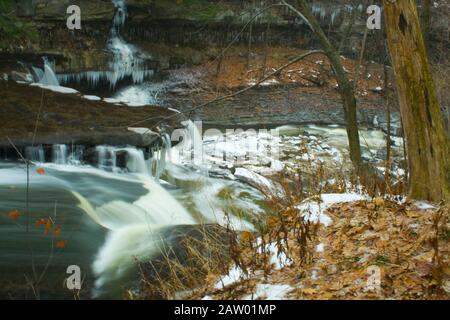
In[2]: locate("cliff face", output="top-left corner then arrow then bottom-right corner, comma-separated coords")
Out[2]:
1,0 -> 448,74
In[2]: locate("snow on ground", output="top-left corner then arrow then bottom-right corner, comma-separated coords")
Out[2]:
414,201 -> 437,210
103,98 -> 122,104
83,95 -> 102,101
211,240 -> 291,294
30,83 -> 79,94
315,243 -> 325,253
127,127 -> 156,135
243,283 -> 293,300
248,78 -> 280,86
296,193 -> 369,226
266,242 -> 290,270
214,265 -> 246,289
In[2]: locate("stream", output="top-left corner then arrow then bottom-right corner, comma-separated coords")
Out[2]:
0,121 -> 404,299
0,0 -> 405,300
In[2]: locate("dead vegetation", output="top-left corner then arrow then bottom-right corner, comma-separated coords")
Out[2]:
130,157 -> 449,300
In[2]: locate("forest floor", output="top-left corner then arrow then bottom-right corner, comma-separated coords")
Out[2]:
158,45 -> 393,100
159,45 -> 399,127
191,198 -> 450,300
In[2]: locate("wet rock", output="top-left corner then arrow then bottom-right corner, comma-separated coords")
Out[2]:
234,167 -> 284,198
10,71 -> 32,83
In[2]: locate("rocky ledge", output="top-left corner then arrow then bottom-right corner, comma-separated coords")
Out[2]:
0,81 -> 180,150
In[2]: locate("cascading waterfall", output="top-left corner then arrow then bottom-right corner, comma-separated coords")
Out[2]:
96,146 -> 118,170
1,127 -> 266,298
58,0 -> 153,89
68,145 -> 85,165
123,147 -> 148,174
107,0 -> 153,88
25,145 -> 45,163
4,124 -> 261,297
150,134 -> 171,180
31,58 -> 60,86
52,144 -> 68,165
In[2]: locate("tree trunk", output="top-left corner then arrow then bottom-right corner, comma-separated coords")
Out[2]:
289,0 -> 363,169
383,0 -> 450,202
422,0 -> 431,44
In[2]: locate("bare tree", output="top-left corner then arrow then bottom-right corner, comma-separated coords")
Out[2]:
282,0 -> 363,170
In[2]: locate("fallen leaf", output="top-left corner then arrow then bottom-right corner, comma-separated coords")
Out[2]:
44,219 -> 52,235
53,226 -> 61,238
374,197 -> 385,207
7,210 -> 20,221
56,240 -> 66,249
300,288 -> 317,295
241,231 -> 254,242
442,280 -> 450,294
35,218 -> 47,226
406,210 -> 421,218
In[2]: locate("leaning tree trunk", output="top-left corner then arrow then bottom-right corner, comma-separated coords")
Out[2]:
383,0 -> 450,202
289,0 -> 363,169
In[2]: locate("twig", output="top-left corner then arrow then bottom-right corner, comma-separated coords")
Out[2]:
127,50 -> 324,132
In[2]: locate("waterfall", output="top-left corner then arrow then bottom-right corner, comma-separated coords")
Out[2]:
33,58 -> 60,86
123,147 -> 148,174
68,145 -> 85,165
169,120 -> 203,166
57,0 -> 153,89
149,134 -> 172,180
96,145 -> 153,174
52,144 -> 68,165
106,0 -> 152,88
31,66 -> 44,83
96,146 -> 118,171
25,145 -> 45,163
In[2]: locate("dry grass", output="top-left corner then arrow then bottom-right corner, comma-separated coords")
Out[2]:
133,144 -> 412,300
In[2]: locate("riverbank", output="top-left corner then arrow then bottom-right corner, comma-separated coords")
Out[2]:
142,195 -> 450,300
159,46 -> 402,133
0,81 -> 180,148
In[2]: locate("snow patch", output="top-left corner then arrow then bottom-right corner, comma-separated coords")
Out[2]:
30,83 -> 78,94
414,201 -> 437,210
214,265 -> 245,289
83,95 -> 102,101
243,283 -> 293,300
316,243 -> 325,253
296,193 -> 368,226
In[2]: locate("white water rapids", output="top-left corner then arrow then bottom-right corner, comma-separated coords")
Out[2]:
0,118 -> 405,298
0,123 -> 266,297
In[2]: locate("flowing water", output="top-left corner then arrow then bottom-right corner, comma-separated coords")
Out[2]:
2,0 -> 406,299
0,130 -> 266,298
0,120 -> 403,298
57,0 -> 153,93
